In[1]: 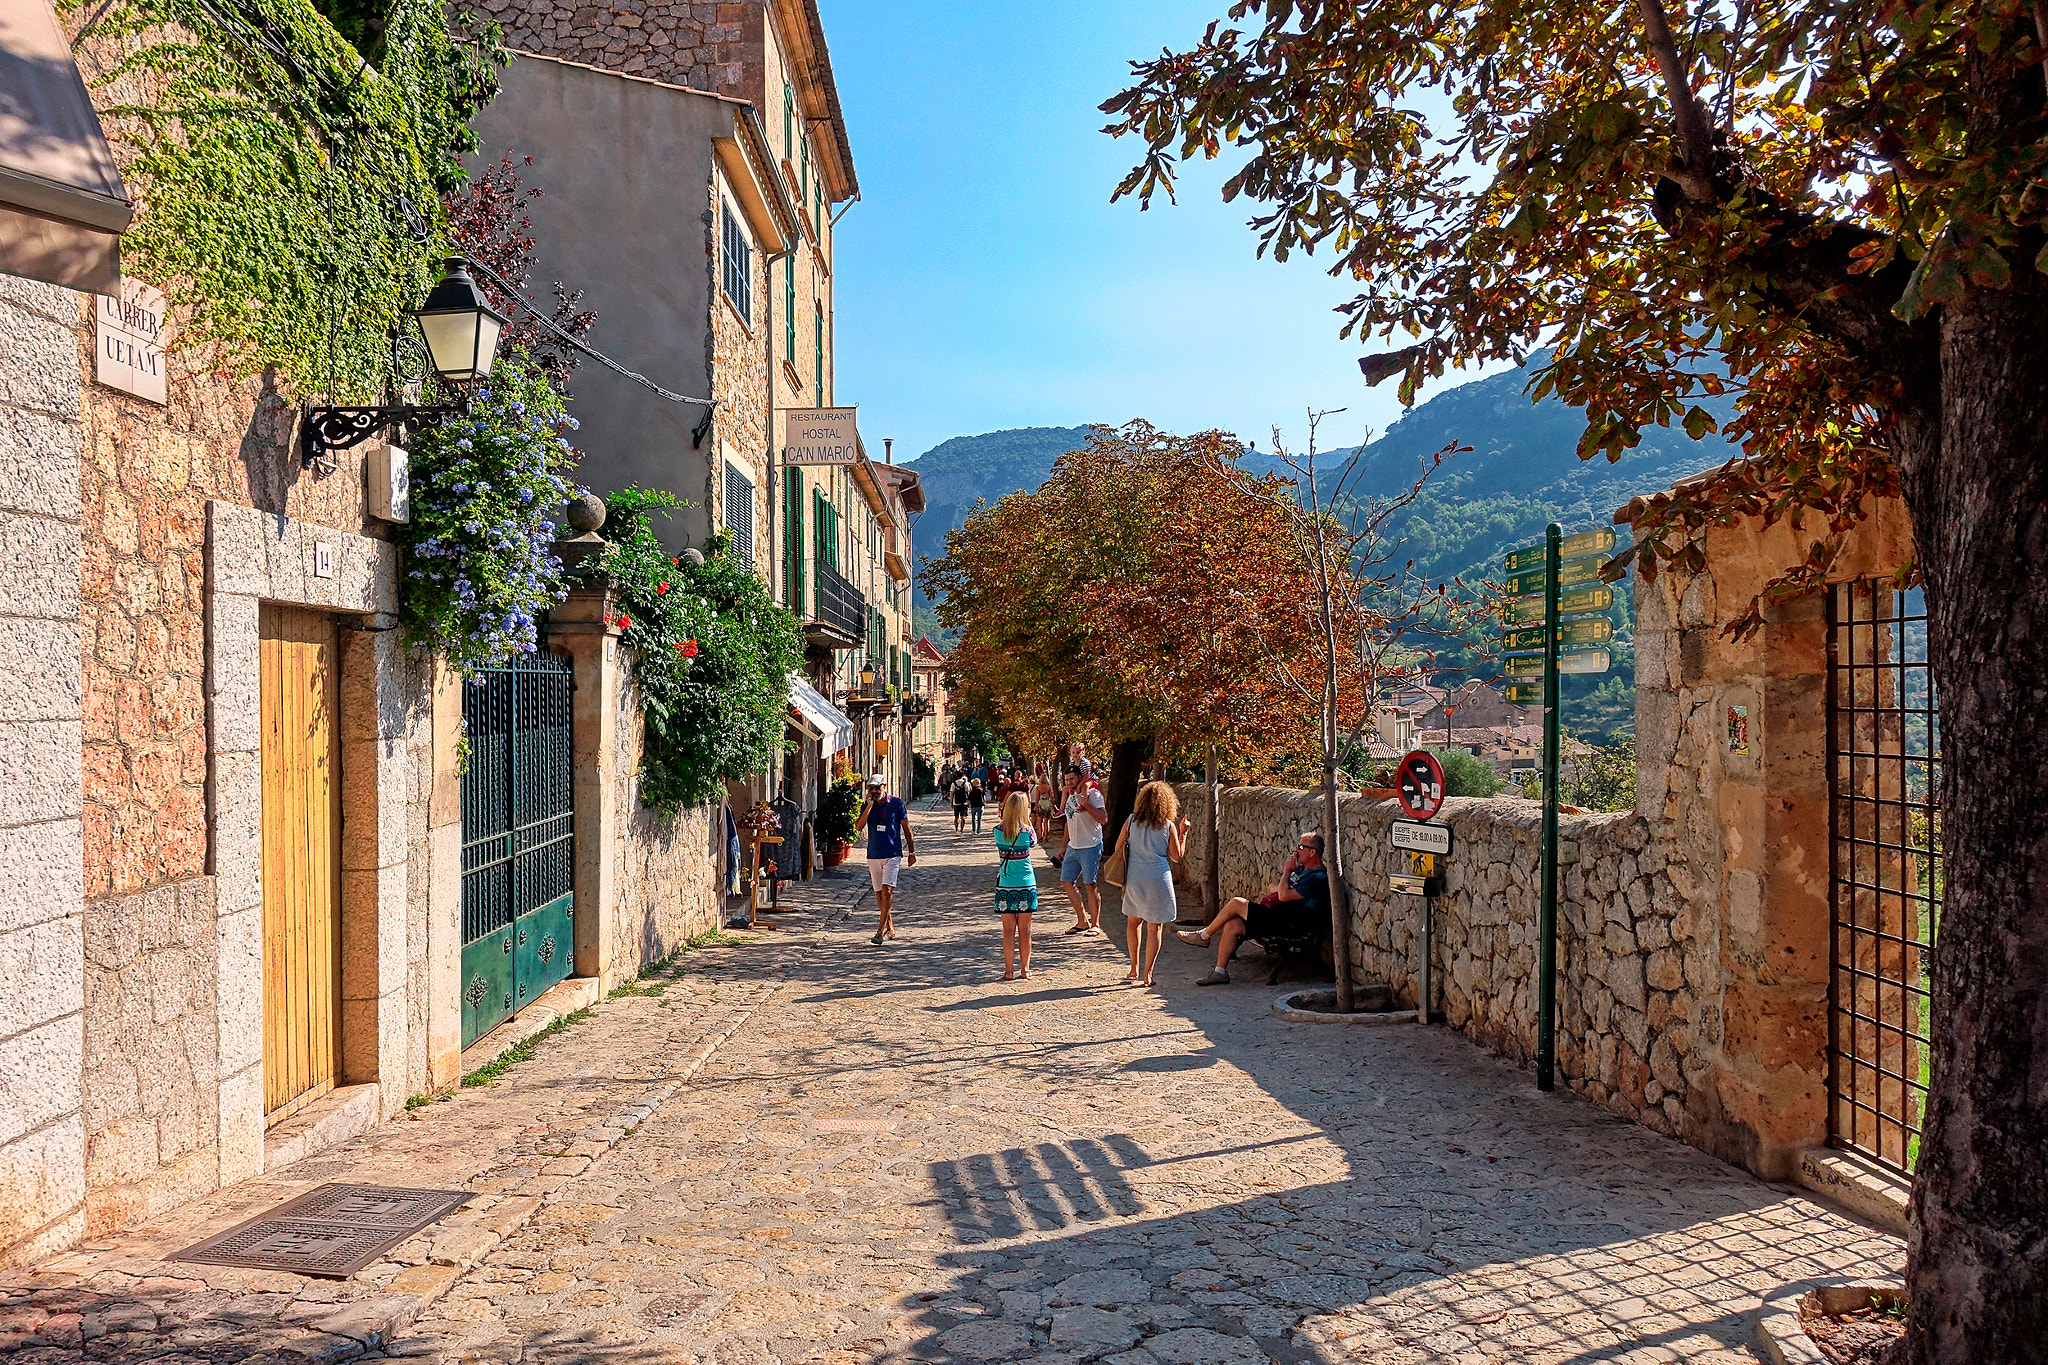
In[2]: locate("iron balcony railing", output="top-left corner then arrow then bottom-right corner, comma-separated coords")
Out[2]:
810,560 -> 865,643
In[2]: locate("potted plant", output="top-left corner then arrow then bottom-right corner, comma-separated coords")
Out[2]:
817,775 -> 862,867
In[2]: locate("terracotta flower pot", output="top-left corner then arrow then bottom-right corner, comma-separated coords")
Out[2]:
823,840 -> 849,868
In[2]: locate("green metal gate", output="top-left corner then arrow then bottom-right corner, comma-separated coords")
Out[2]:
461,650 -> 576,1049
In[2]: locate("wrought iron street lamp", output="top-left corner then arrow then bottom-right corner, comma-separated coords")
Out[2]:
860,662 -> 877,696
300,257 -> 509,467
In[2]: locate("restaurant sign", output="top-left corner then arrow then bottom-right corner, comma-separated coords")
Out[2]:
783,407 -> 859,466
95,276 -> 167,405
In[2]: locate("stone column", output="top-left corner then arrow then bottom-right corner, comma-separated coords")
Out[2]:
0,278 -> 86,1265
425,660 -> 464,1091
338,621 -> 415,1113
548,584 -> 623,989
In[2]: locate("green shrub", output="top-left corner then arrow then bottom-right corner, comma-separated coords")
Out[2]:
1427,746 -> 1506,798
817,774 -> 863,846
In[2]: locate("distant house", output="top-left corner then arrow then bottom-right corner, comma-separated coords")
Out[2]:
1414,680 -> 1531,739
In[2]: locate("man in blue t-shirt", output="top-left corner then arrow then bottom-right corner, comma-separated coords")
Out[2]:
1178,832 -> 1330,986
858,774 -> 916,945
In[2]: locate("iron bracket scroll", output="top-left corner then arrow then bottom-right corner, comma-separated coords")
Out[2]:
300,398 -> 467,469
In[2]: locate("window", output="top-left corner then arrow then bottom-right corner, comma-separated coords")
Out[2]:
814,304 -> 824,407
813,488 -> 838,571
721,201 -> 752,325
783,82 -> 794,158
814,179 -> 823,235
799,137 -> 810,206
724,463 -> 754,567
783,466 -> 805,616
784,259 -> 796,365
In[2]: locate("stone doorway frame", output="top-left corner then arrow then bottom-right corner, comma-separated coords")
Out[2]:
204,500 -> 438,1182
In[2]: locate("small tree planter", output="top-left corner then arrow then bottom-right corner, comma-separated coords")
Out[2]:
823,841 -> 850,869
1755,1283 -> 1906,1365
1272,986 -> 1410,1023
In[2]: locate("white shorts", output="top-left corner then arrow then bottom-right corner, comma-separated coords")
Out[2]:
868,857 -> 901,890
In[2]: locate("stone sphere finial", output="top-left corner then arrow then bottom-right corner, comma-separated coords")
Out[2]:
682,548 -> 705,566
566,491 -> 606,533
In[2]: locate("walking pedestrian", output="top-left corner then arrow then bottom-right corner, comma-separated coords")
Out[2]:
1058,768 -> 1108,934
858,773 -> 915,945
1112,781 -> 1190,985
951,772 -> 970,832
993,791 -> 1038,980
1031,763 -> 1055,845
968,775 -> 987,833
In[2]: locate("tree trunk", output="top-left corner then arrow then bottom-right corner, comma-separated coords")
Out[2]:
1885,277 -> 2048,1365
1205,742 -> 1221,923
1104,736 -> 1152,848
1322,760 -> 1354,1012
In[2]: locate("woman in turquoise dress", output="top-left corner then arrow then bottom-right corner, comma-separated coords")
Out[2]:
993,791 -> 1038,979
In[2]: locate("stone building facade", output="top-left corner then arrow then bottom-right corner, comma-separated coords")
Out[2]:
0,1 -> 871,1271
1173,491 -> 1917,1184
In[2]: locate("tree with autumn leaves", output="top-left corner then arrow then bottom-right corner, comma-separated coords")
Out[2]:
921,423 -> 1325,837
1103,0 -> 2048,1357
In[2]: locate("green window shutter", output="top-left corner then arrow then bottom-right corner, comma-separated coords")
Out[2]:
813,306 -> 824,408
784,83 -> 794,158
785,263 -> 796,364
784,467 -> 804,617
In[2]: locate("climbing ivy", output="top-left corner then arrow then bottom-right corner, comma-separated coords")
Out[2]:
70,0 -> 502,398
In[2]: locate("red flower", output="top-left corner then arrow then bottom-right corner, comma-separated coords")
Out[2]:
680,639 -> 699,658
657,582 -> 669,594
615,614 -> 632,630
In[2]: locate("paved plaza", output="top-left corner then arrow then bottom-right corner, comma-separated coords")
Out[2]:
0,798 -> 1902,1364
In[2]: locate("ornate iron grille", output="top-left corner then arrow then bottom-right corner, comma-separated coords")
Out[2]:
462,650 -> 575,948
1827,581 -> 1940,1173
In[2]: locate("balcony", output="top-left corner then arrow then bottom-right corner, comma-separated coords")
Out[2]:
805,561 -> 865,650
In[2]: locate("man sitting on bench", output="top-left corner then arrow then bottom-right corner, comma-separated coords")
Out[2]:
1179,832 -> 1330,986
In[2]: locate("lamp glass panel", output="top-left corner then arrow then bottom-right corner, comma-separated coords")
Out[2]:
471,312 -> 504,377
418,310 -> 484,380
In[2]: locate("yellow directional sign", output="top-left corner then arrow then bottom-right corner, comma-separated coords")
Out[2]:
1505,648 -> 1612,678
1505,682 -> 1542,703
1503,527 -> 1618,574
1502,554 -> 1606,599
1506,585 -> 1614,625
1502,617 -> 1614,652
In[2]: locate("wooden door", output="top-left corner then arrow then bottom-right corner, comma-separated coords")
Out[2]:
260,605 -> 343,1123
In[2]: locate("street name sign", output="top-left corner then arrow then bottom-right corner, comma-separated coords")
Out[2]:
1390,819 -> 1452,854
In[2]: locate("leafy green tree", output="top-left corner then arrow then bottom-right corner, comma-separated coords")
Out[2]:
1106,3 -> 2048,1352
1427,747 -> 1506,799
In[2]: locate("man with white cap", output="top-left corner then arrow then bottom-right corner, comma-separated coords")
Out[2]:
858,773 -> 915,945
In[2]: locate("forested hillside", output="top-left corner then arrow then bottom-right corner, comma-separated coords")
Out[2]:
904,362 -> 1738,738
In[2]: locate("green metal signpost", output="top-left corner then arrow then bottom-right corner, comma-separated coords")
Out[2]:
1498,524 -> 1620,1092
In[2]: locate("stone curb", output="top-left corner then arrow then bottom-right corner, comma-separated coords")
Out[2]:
263,980 -> 786,1360
1270,990 -> 1415,1024
1754,1282 -> 1905,1365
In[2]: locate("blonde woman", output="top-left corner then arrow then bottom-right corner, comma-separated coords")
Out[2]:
993,791 -> 1039,979
1113,781 -> 1191,985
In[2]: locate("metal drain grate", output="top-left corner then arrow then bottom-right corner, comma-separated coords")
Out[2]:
173,1183 -> 473,1278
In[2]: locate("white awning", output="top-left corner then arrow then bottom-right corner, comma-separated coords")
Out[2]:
0,0 -> 134,294
788,674 -> 853,758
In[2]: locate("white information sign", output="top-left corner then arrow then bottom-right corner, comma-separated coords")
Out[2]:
95,277 -> 168,405
1390,819 -> 1452,855
782,407 -> 859,466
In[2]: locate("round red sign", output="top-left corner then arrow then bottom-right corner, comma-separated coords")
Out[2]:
1396,750 -> 1447,821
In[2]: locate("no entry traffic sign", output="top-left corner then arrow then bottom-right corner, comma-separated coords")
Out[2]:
1396,750 -> 1446,821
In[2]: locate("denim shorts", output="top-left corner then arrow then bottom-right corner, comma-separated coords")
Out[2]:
1060,843 -> 1102,884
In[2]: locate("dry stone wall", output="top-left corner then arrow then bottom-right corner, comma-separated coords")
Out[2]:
1171,785 -> 1729,1162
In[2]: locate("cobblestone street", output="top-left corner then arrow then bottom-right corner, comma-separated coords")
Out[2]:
1,799 -> 1903,1365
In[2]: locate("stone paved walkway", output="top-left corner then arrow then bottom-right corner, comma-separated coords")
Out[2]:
370,798 -> 1902,1365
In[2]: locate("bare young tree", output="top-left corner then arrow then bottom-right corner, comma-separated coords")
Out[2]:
1208,411 -> 1468,1012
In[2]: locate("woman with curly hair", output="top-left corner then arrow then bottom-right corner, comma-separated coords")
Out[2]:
1112,781 -> 1190,985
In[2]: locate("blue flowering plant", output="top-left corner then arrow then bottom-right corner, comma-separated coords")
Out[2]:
398,358 -> 577,675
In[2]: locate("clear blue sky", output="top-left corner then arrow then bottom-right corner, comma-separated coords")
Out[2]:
823,0 -> 1478,463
